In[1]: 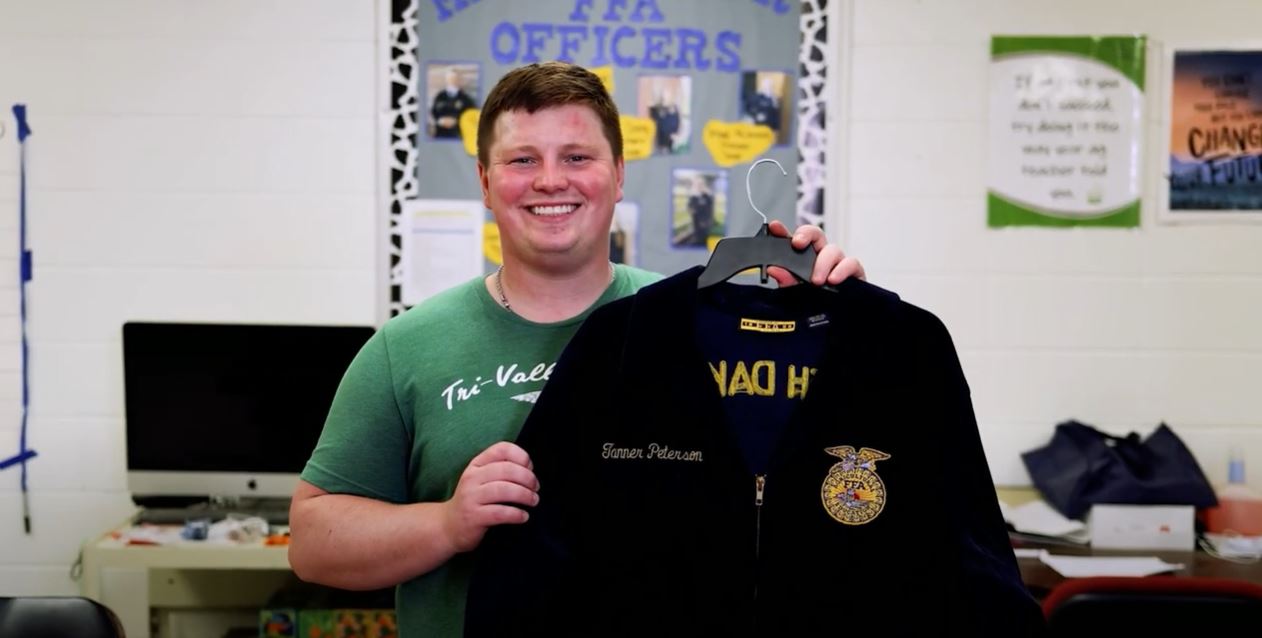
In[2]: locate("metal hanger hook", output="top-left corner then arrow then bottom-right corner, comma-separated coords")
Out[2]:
745,158 -> 786,227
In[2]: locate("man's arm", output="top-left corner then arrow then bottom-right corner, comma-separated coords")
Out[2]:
289,441 -> 538,590
288,480 -> 456,590
287,325 -> 538,590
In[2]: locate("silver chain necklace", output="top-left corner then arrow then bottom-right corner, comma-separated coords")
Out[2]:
495,262 -> 616,315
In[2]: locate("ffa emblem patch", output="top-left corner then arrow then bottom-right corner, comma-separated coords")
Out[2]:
820,446 -> 890,525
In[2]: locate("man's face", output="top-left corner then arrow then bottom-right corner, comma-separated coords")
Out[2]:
478,104 -> 624,272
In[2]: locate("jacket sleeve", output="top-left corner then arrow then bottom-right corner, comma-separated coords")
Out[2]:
917,309 -> 1047,636
464,302 -> 628,637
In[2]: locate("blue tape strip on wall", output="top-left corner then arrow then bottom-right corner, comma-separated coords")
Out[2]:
2,103 -> 38,534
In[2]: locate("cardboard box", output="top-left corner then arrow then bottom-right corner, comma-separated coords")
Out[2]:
1089,504 -> 1195,551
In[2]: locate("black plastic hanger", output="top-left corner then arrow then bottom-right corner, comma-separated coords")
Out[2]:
697,158 -> 819,288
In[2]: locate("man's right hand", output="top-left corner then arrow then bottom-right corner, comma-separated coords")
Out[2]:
442,441 -> 540,553
290,445 -> 537,590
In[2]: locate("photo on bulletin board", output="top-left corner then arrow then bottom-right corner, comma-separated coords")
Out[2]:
740,70 -> 792,146
1161,44 -> 1262,223
670,168 -> 728,249
638,75 -> 692,156
425,62 -> 480,141
609,202 -> 640,266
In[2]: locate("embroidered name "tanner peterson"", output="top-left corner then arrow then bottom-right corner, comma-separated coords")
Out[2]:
601,442 -> 704,462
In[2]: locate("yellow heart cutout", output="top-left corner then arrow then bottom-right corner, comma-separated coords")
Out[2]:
459,108 -> 481,157
702,121 -> 775,168
619,115 -> 656,162
588,66 -> 615,95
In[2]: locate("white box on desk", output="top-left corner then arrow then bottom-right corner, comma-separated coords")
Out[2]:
1088,504 -> 1195,551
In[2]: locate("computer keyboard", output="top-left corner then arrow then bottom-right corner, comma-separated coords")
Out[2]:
135,504 -> 289,526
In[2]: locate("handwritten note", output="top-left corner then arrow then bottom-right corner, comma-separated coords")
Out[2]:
989,39 -> 1144,226
620,115 -> 655,161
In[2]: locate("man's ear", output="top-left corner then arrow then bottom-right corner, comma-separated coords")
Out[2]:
477,161 -> 491,208
614,157 -> 625,203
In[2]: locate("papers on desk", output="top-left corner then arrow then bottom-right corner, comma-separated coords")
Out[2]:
1004,498 -> 1185,577
115,525 -> 186,546
1034,551 -> 1184,578
1002,499 -> 1090,544
1201,533 -> 1262,561
1012,548 -> 1047,559
114,516 -> 274,546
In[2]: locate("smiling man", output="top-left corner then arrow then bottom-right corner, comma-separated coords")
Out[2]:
477,98 -> 626,322
287,62 -> 865,638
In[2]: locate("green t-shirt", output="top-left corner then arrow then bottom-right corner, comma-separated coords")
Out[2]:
301,264 -> 661,637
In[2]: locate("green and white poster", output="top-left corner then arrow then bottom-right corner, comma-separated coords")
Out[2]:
988,36 -> 1146,228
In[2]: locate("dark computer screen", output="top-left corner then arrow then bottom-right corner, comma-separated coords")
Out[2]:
122,322 -> 375,476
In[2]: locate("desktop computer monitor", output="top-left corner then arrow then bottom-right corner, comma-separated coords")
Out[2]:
122,321 -> 375,504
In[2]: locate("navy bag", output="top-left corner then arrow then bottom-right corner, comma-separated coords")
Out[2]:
1021,420 -> 1218,520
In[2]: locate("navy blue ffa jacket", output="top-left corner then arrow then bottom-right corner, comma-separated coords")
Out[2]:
465,267 -> 1045,637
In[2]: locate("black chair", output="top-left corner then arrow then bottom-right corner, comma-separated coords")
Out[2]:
1043,576 -> 1262,634
0,596 -> 125,638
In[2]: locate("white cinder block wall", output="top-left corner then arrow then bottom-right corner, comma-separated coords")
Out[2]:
0,1 -> 378,594
842,0 -> 1262,488
0,0 -> 1259,598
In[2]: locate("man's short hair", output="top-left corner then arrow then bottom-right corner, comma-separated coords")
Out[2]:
477,62 -> 623,166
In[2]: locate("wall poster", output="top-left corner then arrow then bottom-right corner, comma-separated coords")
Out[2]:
1162,45 -> 1262,223
989,36 -> 1146,228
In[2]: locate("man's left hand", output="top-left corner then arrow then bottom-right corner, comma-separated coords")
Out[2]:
765,220 -> 866,287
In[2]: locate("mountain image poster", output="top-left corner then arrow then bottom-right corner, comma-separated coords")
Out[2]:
1163,46 -> 1262,222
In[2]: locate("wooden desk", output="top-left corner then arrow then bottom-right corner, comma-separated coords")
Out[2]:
80,519 -> 294,638
1015,541 -> 1262,600
996,488 -> 1262,598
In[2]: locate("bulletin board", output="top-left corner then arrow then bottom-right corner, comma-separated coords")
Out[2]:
383,0 -> 835,315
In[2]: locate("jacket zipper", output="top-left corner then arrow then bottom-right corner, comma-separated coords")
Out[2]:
753,474 -> 766,602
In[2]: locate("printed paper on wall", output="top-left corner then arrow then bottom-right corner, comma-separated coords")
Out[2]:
988,36 -> 1146,228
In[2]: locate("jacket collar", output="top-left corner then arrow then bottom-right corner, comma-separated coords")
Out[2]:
615,266 -> 900,476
